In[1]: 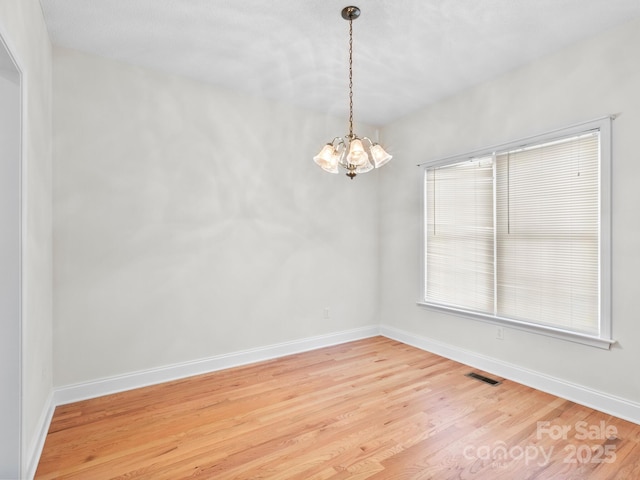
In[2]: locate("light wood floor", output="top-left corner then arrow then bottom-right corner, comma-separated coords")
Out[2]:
36,337 -> 640,479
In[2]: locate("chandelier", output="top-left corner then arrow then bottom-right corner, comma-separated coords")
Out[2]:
313,6 -> 392,179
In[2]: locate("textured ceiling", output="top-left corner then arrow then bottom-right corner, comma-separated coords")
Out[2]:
40,0 -> 640,126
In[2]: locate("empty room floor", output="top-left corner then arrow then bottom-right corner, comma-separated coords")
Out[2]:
35,336 -> 640,479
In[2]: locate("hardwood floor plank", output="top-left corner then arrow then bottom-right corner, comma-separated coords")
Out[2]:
36,337 -> 639,479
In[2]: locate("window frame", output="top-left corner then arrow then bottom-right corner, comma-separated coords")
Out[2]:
417,117 -> 614,349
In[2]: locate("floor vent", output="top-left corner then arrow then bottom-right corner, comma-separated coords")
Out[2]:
466,372 -> 501,386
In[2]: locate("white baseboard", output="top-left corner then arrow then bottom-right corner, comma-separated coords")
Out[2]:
380,324 -> 640,425
54,325 -> 380,406
24,391 -> 55,480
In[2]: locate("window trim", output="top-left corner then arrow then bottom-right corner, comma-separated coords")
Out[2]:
417,117 -> 614,349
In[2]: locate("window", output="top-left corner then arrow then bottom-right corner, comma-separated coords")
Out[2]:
420,118 -> 613,348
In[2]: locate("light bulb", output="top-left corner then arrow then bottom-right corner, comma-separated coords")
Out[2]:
346,138 -> 369,167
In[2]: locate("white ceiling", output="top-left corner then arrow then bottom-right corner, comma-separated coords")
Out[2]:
40,0 -> 640,126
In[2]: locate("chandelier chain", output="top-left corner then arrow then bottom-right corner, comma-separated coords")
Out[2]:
348,17 -> 354,138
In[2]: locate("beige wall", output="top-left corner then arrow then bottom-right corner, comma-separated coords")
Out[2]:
380,17 -> 640,404
52,47 -> 381,387
0,0 -> 53,476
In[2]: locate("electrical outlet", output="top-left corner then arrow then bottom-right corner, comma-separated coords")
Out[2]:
496,326 -> 504,340
323,307 -> 330,319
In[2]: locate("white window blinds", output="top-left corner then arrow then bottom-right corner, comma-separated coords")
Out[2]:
495,133 -> 600,334
422,121 -> 608,344
425,158 -> 494,313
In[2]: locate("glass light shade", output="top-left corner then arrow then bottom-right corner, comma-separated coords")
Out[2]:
370,143 -> 392,168
346,138 -> 369,167
355,158 -> 374,174
313,144 -> 339,174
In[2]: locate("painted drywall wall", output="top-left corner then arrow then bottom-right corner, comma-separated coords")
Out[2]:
53,47 -> 380,387
379,17 -> 640,404
0,0 -> 53,476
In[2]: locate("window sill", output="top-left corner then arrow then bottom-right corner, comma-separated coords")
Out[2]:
416,301 -> 616,350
